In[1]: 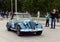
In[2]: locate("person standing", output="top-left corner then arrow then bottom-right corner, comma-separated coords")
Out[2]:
6,11 -> 9,18
50,9 -> 57,29
45,12 -> 50,27
56,9 -> 59,22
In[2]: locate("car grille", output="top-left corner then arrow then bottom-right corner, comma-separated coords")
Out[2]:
28,21 -> 36,29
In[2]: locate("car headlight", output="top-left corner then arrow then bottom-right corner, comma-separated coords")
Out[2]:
24,22 -> 27,25
34,21 -> 38,24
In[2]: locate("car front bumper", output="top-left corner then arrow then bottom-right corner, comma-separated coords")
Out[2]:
20,29 -> 43,32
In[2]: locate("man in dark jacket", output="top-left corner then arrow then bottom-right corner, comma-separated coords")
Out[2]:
51,9 -> 57,29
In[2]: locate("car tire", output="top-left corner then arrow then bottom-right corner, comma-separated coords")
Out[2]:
16,26 -> 21,36
36,31 -> 42,35
7,28 -> 11,31
6,23 -> 11,31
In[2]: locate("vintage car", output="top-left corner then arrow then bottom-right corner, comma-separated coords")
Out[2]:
6,12 -> 43,36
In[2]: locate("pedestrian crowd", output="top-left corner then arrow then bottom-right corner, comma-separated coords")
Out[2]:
0,11 -> 11,19
45,8 -> 59,29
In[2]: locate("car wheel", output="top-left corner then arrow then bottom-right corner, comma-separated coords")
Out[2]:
16,26 -> 21,36
6,24 -> 11,31
7,28 -> 11,31
36,31 -> 42,35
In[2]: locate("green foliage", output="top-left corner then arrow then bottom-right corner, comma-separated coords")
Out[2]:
0,0 -> 60,15
0,0 -> 11,11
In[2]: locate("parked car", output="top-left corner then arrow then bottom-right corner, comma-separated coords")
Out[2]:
6,12 -> 43,36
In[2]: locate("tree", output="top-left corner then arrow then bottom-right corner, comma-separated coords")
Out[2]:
0,0 -> 60,14
0,0 -> 11,11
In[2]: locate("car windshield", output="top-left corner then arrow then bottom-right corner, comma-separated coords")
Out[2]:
13,14 -> 31,19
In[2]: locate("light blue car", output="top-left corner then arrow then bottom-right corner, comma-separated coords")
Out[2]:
6,12 -> 43,36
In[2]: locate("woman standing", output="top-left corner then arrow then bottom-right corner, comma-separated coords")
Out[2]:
45,12 -> 50,27
51,9 -> 57,29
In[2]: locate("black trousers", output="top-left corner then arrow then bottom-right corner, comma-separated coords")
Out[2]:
45,19 -> 49,27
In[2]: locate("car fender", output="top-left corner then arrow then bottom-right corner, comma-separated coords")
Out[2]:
17,23 -> 25,29
37,23 -> 43,29
6,22 -> 11,28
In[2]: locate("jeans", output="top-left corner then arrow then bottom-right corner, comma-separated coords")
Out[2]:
51,18 -> 56,28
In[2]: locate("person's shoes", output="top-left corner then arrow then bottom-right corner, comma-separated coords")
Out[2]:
45,26 -> 49,27
50,27 -> 53,29
50,28 -> 52,29
50,28 -> 55,29
53,28 -> 55,29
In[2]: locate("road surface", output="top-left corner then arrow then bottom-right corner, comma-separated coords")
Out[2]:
0,20 -> 60,42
